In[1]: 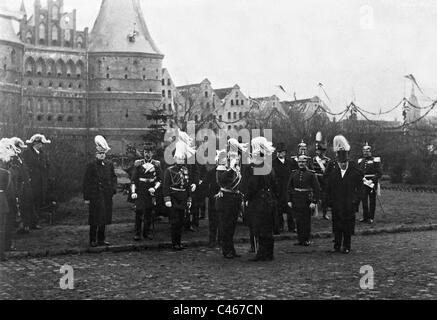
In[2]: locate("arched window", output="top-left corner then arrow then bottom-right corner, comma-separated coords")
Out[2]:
78,101 -> 83,114
64,30 -> 71,42
48,100 -> 54,113
68,101 -> 73,113
51,25 -> 58,45
10,49 -> 16,65
25,31 -> 32,44
227,112 -> 231,120
52,6 -> 59,19
168,103 -> 172,111
26,99 -> 32,113
37,99 -> 43,113
76,36 -> 83,49
36,58 -> 45,76
39,24 -> 46,44
25,57 -> 35,75
47,60 -> 55,75
56,59 -> 65,77
239,112 -> 242,119
76,61 -> 84,78
66,60 -> 75,77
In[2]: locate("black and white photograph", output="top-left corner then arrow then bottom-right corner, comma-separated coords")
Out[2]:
0,0 -> 436,306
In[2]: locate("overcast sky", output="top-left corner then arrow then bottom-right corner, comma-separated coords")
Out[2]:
4,0 -> 437,119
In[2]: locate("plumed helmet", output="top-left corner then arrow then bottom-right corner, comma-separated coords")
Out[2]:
0,139 -> 16,163
95,135 -> 111,154
251,137 -> 275,157
10,137 -> 27,152
333,135 -> 350,162
173,130 -> 196,160
315,132 -> 327,151
228,138 -> 248,153
26,134 -> 51,145
363,141 -> 372,151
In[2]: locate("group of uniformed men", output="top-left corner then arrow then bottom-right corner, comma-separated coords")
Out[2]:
0,134 -> 51,253
81,130 -> 381,260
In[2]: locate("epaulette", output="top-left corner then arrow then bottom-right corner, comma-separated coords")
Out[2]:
373,157 -> 381,162
134,159 -> 144,167
358,158 -> 363,164
151,159 -> 161,167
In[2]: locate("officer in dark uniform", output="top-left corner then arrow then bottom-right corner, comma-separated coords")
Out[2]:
204,161 -> 221,248
358,142 -> 382,224
312,132 -> 331,220
272,142 -> 295,233
215,139 -> 245,259
163,134 -> 196,251
287,155 -> 321,246
83,136 -> 117,247
130,144 -> 162,241
291,140 -> 313,171
245,137 -> 278,262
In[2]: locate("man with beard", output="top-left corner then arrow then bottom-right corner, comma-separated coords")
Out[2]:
130,144 -> 162,241
245,137 -> 278,262
324,135 -> 363,254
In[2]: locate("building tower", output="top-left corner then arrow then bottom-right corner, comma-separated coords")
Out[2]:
0,7 -> 25,136
407,84 -> 421,123
88,0 -> 164,153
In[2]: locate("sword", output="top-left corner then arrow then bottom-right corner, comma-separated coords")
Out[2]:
376,194 -> 386,216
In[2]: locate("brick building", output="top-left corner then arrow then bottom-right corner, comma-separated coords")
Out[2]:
214,84 -> 251,131
0,0 -> 164,155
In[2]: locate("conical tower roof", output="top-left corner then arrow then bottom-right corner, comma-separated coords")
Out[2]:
0,7 -> 23,45
89,0 -> 162,56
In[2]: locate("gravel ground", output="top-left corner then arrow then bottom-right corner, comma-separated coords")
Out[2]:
1,231 -> 436,300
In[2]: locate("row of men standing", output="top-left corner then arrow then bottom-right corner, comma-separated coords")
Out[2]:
0,134 -> 51,252
81,132 -> 381,259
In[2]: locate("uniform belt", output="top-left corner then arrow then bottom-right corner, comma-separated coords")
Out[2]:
364,174 -> 376,178
220,187 -> 239,194
294,188 -> 312,192
0,190 -> 4,193
139,178 -> 154,182
170,187 -> 186,192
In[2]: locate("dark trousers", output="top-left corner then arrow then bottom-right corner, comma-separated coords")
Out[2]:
90,225 -> 106,244
135,208 -> 153,237
294,207 -> 311,243
170,207 -> 185,246
216,193 -> 240,256
334,230 -> 351,250
253,226 -> 274,259
362,188 -> 376,220
208,198 -> 220,245
278,204 -> 295,231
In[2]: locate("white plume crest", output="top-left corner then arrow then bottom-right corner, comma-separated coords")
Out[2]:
251,137 -> 275,156
228,138 -> 248,153
173,129 -> 196,160
333,135 -> 350,152
0,139 -> 16,163
95,135 -> 111,153
316,131 -> 323,142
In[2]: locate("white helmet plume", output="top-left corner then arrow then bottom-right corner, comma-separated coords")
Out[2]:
251,137 -> 275,156
333,135 -> 350,152
228,138 -> 248,153
95,135 -> 111,153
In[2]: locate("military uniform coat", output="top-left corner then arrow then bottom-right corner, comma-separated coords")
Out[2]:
9,158 -> 35,225
325,161 -> 363,234
130,159 -> 162,211
244,163 -> 278,230
272,157 -> 294,208
163,164 -> 192,210
83,159 -> 117,226
22,147 -> 49,208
